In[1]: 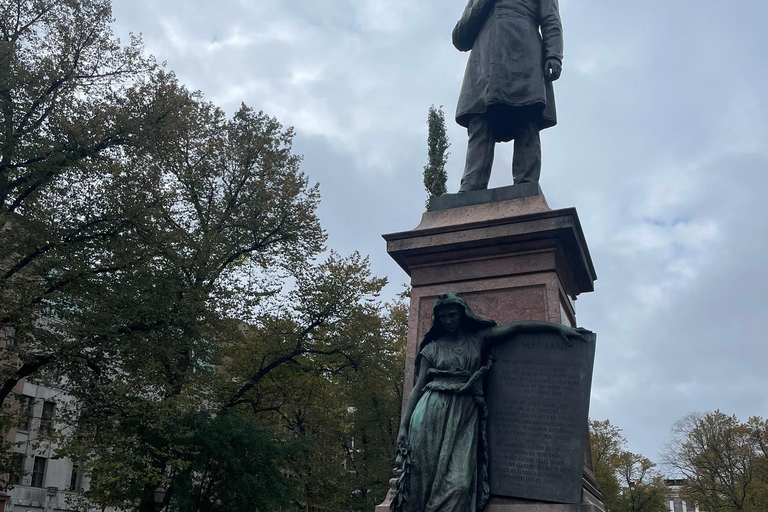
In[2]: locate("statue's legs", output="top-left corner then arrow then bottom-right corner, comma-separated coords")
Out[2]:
460,117 -> 542,191
512,121 -> 541,184
459,116 -> 494,192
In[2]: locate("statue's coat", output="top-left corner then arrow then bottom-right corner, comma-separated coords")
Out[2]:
454,0 -> 563,142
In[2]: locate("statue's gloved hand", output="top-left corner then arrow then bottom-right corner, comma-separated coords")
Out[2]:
544,57 -> 562,81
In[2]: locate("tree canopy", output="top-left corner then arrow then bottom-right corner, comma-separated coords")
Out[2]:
0,1 -> 406,510
0,0 -> 187,406
663,411 -> 768,512
590,419 -> 669,512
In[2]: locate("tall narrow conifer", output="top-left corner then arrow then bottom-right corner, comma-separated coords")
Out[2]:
423,106 -> 450,207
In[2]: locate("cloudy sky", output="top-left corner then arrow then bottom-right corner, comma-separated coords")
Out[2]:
110,0 -> 768,465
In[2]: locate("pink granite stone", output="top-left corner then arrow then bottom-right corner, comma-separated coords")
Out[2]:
376,194 -> 601,511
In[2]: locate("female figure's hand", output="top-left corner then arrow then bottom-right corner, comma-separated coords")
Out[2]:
397,428 -> 408,448
485,321 -> 592,347
557,325 -> 591,346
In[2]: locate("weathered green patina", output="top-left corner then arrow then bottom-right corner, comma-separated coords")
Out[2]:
391,293 -> 586,512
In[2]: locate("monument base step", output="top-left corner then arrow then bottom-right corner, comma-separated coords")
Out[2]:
375,494 -> 605,512
485,505 -> 603,512
376,504 -> 602,512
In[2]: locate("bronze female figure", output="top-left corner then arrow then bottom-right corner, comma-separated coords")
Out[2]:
391,293 -> 586,512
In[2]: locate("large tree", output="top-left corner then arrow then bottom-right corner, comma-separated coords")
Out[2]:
590,419 -> 625,507
1,3 -> 407,511
54,98 -> 328,511
0,0 -> 187,406
612,451 -> 669,512
0,0 -> 194,490
342,298 -> 407,510
61,260 -> 405,512
214,262 -> 406,511
44,91 -> 405,512
166,411 -> 296,512
663,411 -> 768,512
590,419 -> 669,512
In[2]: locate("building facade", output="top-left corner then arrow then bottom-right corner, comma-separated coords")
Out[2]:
5,380 -> 91,512
666,479 -> 703,512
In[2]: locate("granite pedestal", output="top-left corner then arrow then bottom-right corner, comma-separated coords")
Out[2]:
376,185 -> 602,512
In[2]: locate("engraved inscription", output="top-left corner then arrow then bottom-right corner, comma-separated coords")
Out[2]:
490,359 -> 582,487
486,331 -> 596,504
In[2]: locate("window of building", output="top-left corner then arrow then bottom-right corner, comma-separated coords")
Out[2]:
40,401 -> 55,434
69,464 -> 80,490
9,453 -> 25,486
4,326 -> 16,347
30,456 -> 46,488
17,395 -> 34,431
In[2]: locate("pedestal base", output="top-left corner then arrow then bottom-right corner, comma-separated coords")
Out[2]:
486,491 -> 606,512
376,498 -> 604,512
384,190 -> 596,404
374,493 -> 390,512
377,187 -> 602,511
484,505 -> 603,512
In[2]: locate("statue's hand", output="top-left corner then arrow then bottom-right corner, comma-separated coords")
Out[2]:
544,58 -> 562,81
396,428 -> 408,449
557,325 -> 590,346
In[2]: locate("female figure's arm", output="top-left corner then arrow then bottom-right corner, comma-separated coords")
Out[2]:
396,357 -> 431,447
483,321 -> 589,346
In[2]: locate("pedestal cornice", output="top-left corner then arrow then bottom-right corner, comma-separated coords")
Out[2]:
384,198 -> 597,299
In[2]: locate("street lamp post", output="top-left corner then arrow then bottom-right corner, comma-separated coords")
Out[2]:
153,487 -> 166,512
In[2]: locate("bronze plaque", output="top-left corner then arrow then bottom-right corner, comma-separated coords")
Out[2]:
486,331 -> 596,503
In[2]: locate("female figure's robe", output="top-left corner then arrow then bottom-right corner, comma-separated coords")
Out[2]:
406,336 -> 491,511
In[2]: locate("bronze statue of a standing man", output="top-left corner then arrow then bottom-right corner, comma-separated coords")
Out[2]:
453,0 -> 563,192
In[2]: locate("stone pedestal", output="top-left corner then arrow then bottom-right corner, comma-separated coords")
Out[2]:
376,185 -> 602,511
483,504 -> 603,512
